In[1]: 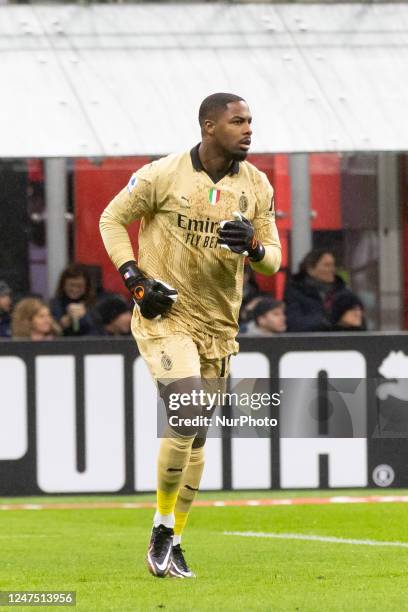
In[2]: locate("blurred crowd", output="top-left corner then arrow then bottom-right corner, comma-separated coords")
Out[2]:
239,248 -> 366,336
0,249 -> 367,342
0,263 -> 132,341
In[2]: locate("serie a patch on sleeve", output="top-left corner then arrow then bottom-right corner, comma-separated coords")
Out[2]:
127,173 -> 138,193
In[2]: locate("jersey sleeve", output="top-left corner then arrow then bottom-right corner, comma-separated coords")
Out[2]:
105,161 -> 157,224
252,172 -> 281,274
99,162 -> 157,269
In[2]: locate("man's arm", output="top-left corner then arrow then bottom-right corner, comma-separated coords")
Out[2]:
99,165 -> 177,319
250,175 -> 281,275
249,244 -> 280,275
217,174 -> 281,275
99,168 -> 154,269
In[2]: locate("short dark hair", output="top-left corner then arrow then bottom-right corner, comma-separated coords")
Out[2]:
198,93 -> 245,127
254,298 -> 284,323
330,290 -> 364,325
97,294 -> 129,326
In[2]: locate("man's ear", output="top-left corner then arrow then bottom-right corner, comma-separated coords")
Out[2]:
203,119 -> 216,136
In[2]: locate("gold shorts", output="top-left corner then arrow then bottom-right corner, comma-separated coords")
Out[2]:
135,331 -> 233,381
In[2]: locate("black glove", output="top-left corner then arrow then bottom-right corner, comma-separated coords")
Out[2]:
118,261 -> 178,320
218,212 -> 265,262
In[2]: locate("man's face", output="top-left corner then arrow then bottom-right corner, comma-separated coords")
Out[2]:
258,306 -> 287,333
208,101 -> 253,161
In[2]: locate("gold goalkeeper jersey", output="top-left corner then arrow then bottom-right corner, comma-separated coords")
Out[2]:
100,145 -> 281,346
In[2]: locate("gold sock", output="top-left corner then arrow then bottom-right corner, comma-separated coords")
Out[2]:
174,445 -> 205,536
157,433 -> 195,516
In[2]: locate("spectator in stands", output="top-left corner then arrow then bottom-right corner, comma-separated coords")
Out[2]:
330,290 -> 367,331
0,280 -> 12,338
95,294 -> 132,336
50,263 -> 97,336
284,249 -> 346,332
242,298 -> 286,336
12,297 -> 60,340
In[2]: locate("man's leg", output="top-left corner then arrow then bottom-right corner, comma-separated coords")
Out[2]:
168,435 -> 205,578
170,354 -> 230,578
155,431 -> 197,529
173,437 -> 205,542
136,334 -> 202,577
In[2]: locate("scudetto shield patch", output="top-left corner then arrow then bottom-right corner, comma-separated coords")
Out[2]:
161,353 -> 173,371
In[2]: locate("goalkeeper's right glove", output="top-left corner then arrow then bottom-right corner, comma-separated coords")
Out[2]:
218,212 -> 265,262
118,261 -> 178,320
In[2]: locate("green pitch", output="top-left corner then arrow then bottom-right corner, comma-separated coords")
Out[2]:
1,490 -> 408,611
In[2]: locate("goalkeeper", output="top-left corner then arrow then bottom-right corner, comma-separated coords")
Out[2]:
99,92 -> 281,579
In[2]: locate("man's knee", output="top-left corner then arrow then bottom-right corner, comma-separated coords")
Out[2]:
159,376 -> 206,437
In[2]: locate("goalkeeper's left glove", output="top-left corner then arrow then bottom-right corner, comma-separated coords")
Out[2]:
218,211 -> 265,262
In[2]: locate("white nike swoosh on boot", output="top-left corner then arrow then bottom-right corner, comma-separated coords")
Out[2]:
172,561 -> 190,576
156,544 -> 172,572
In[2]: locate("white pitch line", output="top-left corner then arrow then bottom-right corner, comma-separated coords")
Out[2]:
224,531 -> 408,548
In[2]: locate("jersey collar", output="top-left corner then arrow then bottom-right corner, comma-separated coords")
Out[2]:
190,143 -> 240,180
